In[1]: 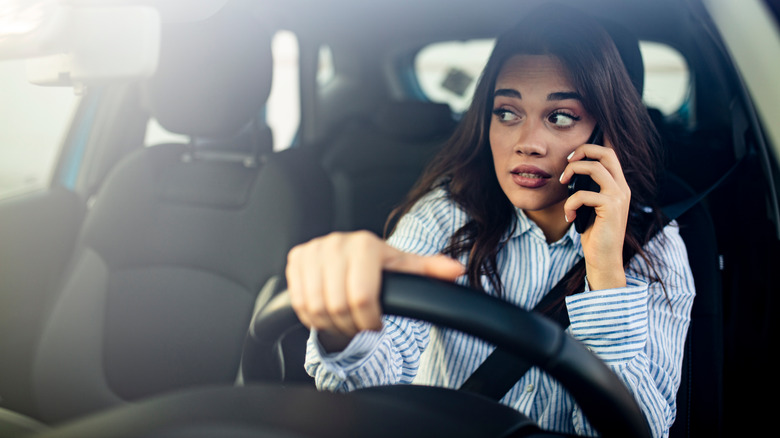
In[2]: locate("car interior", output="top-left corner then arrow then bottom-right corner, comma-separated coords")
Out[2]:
0,0 -> 778,437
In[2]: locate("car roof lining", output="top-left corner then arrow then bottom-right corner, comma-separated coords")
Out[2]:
255,0 -> 687,45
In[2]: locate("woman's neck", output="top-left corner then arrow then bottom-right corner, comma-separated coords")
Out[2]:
524,203 -> 570,243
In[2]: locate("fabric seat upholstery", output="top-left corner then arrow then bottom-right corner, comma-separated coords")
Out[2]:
661,173 -> 724,438
321,101 -> 456,236
32,8 -> 332,423
603,19 -> 724,437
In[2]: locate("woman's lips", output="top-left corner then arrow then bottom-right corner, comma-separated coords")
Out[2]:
510,165 -> 551,188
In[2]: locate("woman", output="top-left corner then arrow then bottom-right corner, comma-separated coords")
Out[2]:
285,5 -> 695,437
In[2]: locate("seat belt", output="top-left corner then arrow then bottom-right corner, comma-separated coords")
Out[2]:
459,156 -> 747,400
459,259 -> 583,399
659,154 -> 746,221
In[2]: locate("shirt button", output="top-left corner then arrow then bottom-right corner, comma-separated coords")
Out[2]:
525,384 -> 534,393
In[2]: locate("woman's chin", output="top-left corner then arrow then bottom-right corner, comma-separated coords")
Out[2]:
503,190 -> 567,214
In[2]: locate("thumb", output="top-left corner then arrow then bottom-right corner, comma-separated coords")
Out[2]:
384,248 -> 465,281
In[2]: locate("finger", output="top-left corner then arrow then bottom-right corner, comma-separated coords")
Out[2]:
420,254 -> 467,280
563,189 -> 601,222
383,247 -> 466,281
345,238 -> 466,332
564,189 -> 628,226
322,237 -> 361,336
567,143 -> 628,188
298,239 -> 338,332
345,232 -> 385,332
559,160 -> 618,193
286,245 -> 312,328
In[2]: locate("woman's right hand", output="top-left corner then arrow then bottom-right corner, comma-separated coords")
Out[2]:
286,230 -> 465,352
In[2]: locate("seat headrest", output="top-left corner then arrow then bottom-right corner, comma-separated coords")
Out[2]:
142,8 -> 272,139
371,101 -> 455,142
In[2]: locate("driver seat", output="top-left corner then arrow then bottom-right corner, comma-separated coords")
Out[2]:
599,20 -> 724,437
661,173 -> 724,438
32,8 -> 332,423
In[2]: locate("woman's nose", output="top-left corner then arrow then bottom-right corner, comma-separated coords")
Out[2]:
514,123 -> 547,156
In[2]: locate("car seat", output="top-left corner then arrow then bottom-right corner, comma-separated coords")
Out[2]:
0,406 -> 47,437
661,173 -> 724,438
32,8 -> 332,423
603,19 -> 724,438
320,100 -> 456,236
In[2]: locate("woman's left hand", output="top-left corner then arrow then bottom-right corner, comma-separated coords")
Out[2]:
559,140 -> 630,290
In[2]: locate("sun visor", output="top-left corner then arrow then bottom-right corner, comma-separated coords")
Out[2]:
19,5 -> 161,87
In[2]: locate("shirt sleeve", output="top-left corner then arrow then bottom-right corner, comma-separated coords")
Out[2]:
564,223 -> 696,438
304,315 -> 431,392
303,189 -> 457,392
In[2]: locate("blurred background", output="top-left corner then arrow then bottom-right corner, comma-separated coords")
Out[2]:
0,29 -> 688,200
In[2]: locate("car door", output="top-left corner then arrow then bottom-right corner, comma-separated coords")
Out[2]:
696,0 -> 780,435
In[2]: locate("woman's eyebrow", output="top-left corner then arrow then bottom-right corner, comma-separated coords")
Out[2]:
494,88 -> 522,99
547,91 -> 582,101
493,89 -> 582,102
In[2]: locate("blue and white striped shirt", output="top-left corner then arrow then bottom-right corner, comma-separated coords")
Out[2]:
305,187 -> 695,437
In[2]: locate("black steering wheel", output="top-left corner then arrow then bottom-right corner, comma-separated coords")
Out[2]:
241,272 -> 652,438
35,273 -> 651,438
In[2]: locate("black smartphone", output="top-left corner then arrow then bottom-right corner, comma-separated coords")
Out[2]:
567,125 -> 603,233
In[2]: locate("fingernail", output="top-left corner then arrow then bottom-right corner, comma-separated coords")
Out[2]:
567,151 -> 575,160
559,172 -> 565,183
564,213 -> 569,223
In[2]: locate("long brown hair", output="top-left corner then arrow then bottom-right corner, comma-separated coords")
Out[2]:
388,5 -> 665,297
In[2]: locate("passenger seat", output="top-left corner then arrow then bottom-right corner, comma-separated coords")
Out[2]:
32,8 -> 332,423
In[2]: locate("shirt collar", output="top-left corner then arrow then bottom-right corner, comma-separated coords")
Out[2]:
505,207 -> 584,256
507,207 -> 534,239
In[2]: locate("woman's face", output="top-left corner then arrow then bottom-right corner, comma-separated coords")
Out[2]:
489,54 -> 597,223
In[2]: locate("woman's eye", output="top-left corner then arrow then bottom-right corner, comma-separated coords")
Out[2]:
548,112 -> 580,128
493,109 -> 518,122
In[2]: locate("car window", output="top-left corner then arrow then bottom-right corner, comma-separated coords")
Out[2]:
413,39 -> 690,117
639,41 -> 690,116
414,39 -> 495,113
266,30 -> 300,150
144,29 -> 301,151
317,44 -> 336,87
0,59 -> 81,200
